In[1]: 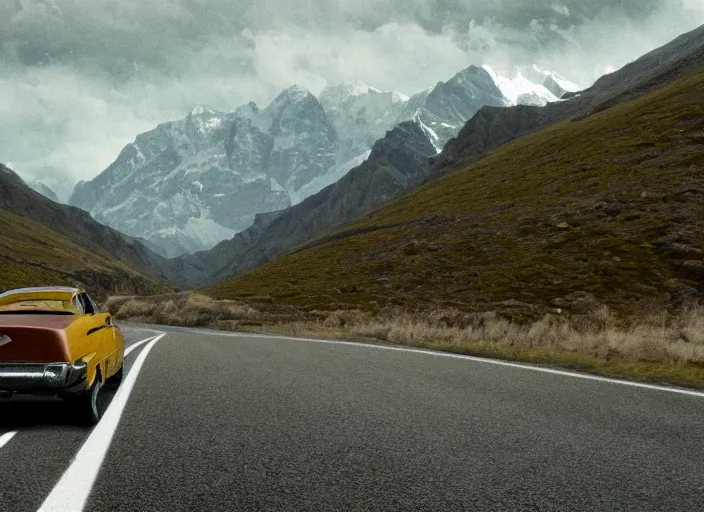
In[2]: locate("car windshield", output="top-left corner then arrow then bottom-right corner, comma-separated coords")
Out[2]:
0,297 -> 79,315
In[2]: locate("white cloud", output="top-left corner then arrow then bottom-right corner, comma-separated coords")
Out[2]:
551,3 -> 571,17
0,0 -> 702,197
684,0 -> 704,13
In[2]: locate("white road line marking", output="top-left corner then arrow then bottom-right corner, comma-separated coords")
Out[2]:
0,335 -> 161,455
177,328 -> 704,399
38,333 -> 166,512
122,326 -> 166,336
0,431 -> 17,449
124,335 -> 156,357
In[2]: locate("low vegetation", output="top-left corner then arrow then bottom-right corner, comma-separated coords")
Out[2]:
205,67 -> 704,319
107,293 -> 704,388
0,208 -> 173,299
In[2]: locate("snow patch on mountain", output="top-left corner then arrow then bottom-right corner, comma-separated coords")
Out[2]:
413,110 -> 442,154
482,65 -> 558,106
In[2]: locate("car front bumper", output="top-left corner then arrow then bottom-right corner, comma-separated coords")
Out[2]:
0,362 -> 87,395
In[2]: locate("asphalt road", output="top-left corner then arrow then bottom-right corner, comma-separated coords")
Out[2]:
0,324 -> 703,511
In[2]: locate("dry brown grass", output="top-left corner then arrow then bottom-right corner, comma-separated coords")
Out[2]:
106,293 -> 704,388
260,306 -> 704,366
106,293 -> 260,328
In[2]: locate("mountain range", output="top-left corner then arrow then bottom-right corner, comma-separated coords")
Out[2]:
67,65 -> 572,257
205,25 -> 704,316
170,23 -> 704,291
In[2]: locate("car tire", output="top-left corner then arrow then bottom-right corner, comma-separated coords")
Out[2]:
110,364 -> 124,387
80,373 -> 102,426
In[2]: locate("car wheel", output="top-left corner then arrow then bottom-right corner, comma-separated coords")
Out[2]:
109,365 -> 124,387
80,373 -> 102,426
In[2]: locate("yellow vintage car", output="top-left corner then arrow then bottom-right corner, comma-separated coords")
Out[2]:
0,286 -> 125,424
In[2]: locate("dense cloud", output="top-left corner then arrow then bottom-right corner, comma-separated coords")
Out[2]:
1,0 -> 702,199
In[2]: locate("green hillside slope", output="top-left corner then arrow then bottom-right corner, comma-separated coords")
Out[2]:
205,67 -> 704,318
0,208 -> 173,299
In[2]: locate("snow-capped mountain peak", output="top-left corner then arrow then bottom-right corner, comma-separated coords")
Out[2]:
319,80 -> 383,105
26,179 -> 60,202
278,84 -> 316,104
339,79 -> 381,96
521,64 -> 581,98
186,105 -> 224,135
542,72 -> 580,99
482,65 -> 559,106
531,65 -> 579,90
189,105 -> 219,117
261,85 -> 322,131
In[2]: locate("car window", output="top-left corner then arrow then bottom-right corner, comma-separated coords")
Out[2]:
79,293 -> 94,315
72,294 -> 85,315
0,300 -> 68,312
87,294 -> 100,314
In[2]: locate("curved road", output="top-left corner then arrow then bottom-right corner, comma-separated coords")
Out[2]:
0,324 -> 702,511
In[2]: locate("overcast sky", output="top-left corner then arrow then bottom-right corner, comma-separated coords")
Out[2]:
1,0 -> 703,200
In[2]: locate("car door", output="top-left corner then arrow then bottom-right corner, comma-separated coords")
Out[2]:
81,293 -> 118,378
97,296 -> 123,375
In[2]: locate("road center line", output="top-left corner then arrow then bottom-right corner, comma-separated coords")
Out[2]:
0,431 -> 17,449
177,328 -> 704,399
38,333 -> 166,512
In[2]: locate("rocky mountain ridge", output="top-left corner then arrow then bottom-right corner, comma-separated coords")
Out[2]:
69,65 -> 570,257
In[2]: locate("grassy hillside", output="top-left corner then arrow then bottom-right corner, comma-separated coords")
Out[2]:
205,66 -> 704,319
0,208 -> 173,300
